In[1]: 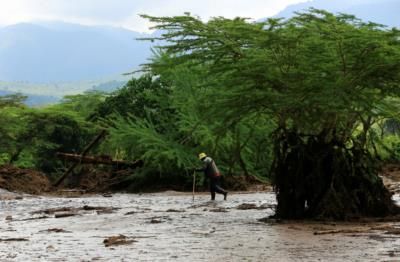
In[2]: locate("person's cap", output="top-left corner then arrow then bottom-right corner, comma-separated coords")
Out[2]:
198,152 -> 207,160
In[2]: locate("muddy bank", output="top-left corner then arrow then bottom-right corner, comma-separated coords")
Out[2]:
0,164 -> 269,196
0,165 -> 50,194
1,191 -> 400,261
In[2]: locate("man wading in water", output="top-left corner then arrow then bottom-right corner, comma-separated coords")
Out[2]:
196,153 -> 228,200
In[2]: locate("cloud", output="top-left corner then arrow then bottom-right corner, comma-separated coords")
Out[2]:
0,0 -> 309,32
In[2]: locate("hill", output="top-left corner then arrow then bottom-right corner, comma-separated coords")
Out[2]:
0,22 -> 153,82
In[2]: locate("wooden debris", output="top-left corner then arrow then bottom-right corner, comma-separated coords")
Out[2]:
165,209 -> 185,212
54,130 -> 107,187
58,189 -> 86,195
39,228 -> 71,233
46,245 -> 56,251
150,219 -> 163,224
236,203 -> 258,210
102,193 -> 113,197
314,225 -> 400,235
55,153 -> 143,169
96,209 -> 114,215
103,235 -> 136,247
18,216 -> 50,221
313,228 -> 368,235
258,203 -> 276,210
55,213 -> 77,218
0,238 -> 28,242
191,228 -> 216,235
148,215 -> 171,224
32,205 -> 118,216
384,228 -> 400,235
370,225 -> 396,231
209,208 -> 229,212
31,207 -> 73,215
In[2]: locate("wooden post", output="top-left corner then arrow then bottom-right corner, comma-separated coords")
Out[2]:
192,170 -> 196,202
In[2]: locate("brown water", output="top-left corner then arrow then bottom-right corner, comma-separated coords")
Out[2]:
1,190 -> 400,261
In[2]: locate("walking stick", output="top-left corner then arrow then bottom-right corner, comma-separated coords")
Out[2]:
192,170 -> 196,202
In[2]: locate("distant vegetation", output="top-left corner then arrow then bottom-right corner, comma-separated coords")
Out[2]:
90,80 -> 127,93
0,76 -> 129,106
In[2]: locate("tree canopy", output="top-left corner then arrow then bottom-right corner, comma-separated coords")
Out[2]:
141,9 -> 400,138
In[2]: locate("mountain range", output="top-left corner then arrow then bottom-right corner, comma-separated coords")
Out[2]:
0,22 -> 152,83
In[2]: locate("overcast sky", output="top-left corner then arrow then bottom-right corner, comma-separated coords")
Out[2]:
0,0 -> 310,32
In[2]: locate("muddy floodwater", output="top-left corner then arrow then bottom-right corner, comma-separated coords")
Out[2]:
1,190 -> 400,261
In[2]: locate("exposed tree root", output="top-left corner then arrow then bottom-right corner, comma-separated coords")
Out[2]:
272,131 -> 400,220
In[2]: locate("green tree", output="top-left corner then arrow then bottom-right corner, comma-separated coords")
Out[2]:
25,110 -> 96,173
0,95 -> 32,165
142,9 -> 400,219
55,91 -> 106,120
92,75 -> 173,123
0,93 -> 27,108
148,56 -> 274,180
93,75 -> 190,190
95,66 -> 272,191
0,92 -> 98,173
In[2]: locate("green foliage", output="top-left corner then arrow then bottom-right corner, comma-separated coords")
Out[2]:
154,53 -> 274,178
0,92 -> 98,172
374,134 -> 400,161
92,75 -> 173,123
98,67 -> 273,186
142,9 -> 400,143
107,115 -> 196,172
54,91 -> 106,120
96,75 -> 193,186
0,105 -> 32,165
0,93 -> 27,108
28,110 -> 94,172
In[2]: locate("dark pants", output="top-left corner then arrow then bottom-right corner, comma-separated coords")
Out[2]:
209,176 -> 226,200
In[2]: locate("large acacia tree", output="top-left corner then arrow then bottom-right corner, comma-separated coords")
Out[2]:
142,9 -> 400,219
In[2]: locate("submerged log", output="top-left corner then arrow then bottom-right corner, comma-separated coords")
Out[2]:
56,153 -> 143,169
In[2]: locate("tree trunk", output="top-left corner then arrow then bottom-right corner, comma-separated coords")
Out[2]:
272,130 -> 399,220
